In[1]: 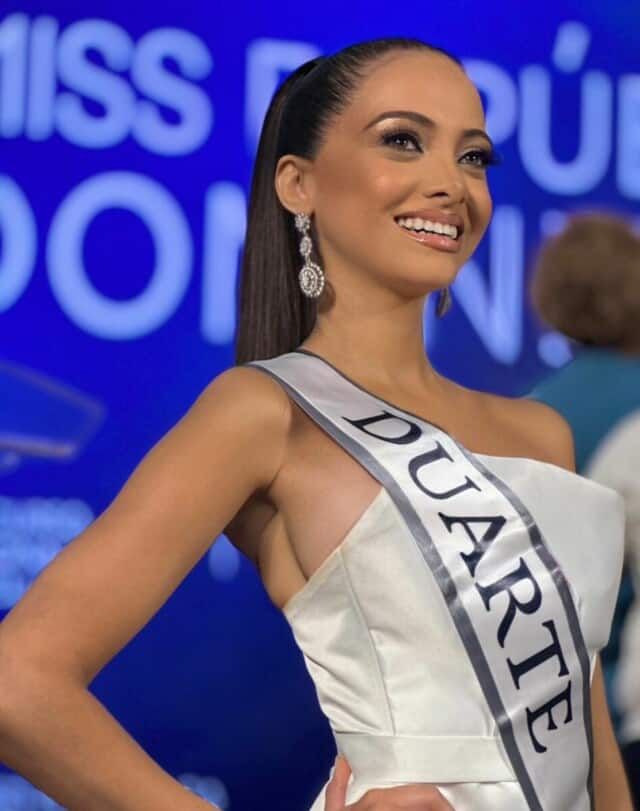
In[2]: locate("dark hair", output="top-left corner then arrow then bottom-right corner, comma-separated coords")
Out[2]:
234,37 -> 463,364
530,212 -> 640,348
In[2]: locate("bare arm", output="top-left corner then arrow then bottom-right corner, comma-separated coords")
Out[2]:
525,401 -> 633,810
0,366 -> 291,811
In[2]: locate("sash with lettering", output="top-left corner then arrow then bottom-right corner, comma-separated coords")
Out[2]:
248,350 -> 594,811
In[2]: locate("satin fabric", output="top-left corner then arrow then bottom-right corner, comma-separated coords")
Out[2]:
284,467 -> 622,809
248,352 -> 625,810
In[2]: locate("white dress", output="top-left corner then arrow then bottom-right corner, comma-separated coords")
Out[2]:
247,350 -> 626,811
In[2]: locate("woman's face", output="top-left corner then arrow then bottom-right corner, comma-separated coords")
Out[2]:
299,50 -> 494,297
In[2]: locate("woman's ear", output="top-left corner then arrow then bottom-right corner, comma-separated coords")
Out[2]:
274,154 -> 316,215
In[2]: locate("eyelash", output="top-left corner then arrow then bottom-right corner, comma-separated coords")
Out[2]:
380,128 -> 502,169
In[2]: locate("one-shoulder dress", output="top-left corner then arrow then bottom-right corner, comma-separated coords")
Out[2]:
246,349 -> 625,811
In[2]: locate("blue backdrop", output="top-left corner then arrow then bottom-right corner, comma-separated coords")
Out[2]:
1,2 -> 639,808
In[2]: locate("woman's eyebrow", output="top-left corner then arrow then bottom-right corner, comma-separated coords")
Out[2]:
362,109 -> 495,150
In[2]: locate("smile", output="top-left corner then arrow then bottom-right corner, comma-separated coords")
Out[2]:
394,217 -> 462,254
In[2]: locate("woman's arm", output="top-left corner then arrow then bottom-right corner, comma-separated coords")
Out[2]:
524,400 -> 633,810
0,366 -> 291,811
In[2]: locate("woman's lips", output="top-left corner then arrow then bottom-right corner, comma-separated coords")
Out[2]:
394,220 -> 462,254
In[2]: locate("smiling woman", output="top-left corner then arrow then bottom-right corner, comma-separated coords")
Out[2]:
235,39 -> 501,363
0,35 -> 631,811
231,36 -> 632,811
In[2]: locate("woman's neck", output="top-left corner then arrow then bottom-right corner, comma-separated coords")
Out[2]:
298,325 -> 445,396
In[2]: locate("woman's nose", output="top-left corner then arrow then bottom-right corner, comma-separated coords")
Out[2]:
421,158 -> 467,205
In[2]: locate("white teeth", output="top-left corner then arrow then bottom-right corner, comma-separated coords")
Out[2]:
396,217 -> 459,240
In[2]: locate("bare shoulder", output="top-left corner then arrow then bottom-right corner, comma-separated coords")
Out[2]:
203,363 -> 292,425
481,389 -> 576,473
0,363 -> 294,683
202,364 -> 294,545
180,363 -> 294,491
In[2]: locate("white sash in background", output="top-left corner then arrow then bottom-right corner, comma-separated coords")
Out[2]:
248,350 -> 594,811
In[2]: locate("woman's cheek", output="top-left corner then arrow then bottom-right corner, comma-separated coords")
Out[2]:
371,171 -> 415,206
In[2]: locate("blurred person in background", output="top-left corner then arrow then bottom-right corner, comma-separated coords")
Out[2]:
530,212 -> 640,472
529,211 -> 640,799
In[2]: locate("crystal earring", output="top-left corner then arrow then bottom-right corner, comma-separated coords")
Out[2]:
294,212 -> 325,298
436,286 -> 452,318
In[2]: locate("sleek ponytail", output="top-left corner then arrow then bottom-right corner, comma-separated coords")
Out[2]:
234,38 -> 462,364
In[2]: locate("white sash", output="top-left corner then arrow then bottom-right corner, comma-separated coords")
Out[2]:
248,350 -> 594,811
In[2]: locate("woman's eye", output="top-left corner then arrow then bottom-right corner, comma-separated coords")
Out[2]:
380,131 -> 502,168
380,130 -> 421,152
460,149 -> 501,169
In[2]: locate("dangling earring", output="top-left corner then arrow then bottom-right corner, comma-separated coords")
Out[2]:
294,212 -> 325,298
436,286 -> 452,318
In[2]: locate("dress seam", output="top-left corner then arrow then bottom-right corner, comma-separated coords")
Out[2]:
338,547 -> 396,735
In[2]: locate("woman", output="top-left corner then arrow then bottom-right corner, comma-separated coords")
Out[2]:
0,37 -> 632,811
